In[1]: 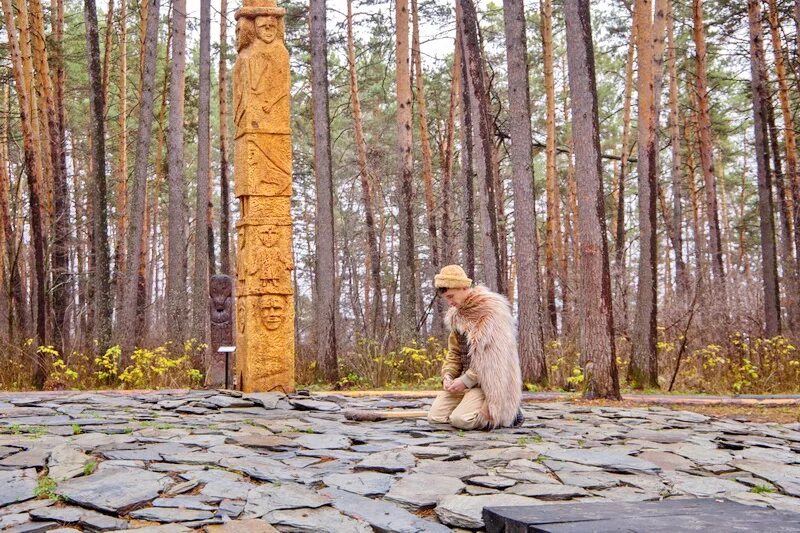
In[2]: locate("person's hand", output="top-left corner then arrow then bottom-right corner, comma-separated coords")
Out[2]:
446,377 -> 466,393
443,376 -> 453,390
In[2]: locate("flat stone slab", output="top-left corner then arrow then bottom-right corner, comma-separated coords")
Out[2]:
383,473 -> 465,509
321,487 -> 451,532
0,469 -> 37,508
56,466 -> 169,513
483,498 -> 800,532
355,450 -> 416,473
266,507 -> 372,533
542,449 -> 662,474
244,482 -> 329,518
129,506 -> 215,522
206,519 -> 280,533
322,472 -> 396,496
436,494 -> 538,529
29,505 -> 128,530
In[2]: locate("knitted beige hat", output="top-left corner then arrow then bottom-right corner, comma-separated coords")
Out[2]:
434,265 -> 473,289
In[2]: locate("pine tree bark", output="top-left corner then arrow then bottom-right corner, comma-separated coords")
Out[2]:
667,0 -> 688,297
113,0 -> 129,328
630,0 -> 660,389
116,0 -> 160,356
166,0 -> 188,345
192,0 -> 211,346
542,0 -> 562,337
396,0 -> 417,340
459,0 -> 501,292
218,0 -> 231,276
564,0 -> 621,399
441,33 -> 460,267
747,0 -> 781,336
504,0 -> 546,384
84,0 -> 112,351
346,0 -> 383,337
310,0 -> 339,379
693,0 -> 725,285
411,0 -> 438,278
456,10 -> 476,280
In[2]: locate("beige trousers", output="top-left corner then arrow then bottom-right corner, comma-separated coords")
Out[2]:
427,387 -> 487,430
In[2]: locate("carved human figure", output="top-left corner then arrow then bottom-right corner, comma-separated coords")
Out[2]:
232,13 -> 289,134
260,294 -> 287,330
246,139 -> 290,196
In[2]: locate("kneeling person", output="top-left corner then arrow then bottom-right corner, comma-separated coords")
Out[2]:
428,265 -> 524,430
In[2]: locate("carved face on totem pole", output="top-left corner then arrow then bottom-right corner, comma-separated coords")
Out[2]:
209,275 -> 234,325
259,294 -> 287,331
255,15 -> 278,44
258,225 -> 280,248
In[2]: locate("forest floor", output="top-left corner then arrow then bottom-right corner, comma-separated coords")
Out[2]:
1,390 -> 799,532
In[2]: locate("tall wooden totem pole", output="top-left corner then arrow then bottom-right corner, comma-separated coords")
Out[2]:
233,0 -> 294,392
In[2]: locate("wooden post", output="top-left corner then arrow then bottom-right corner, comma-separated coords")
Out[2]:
233,0 -> 294,392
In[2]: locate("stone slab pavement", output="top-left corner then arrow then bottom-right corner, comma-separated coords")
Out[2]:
0,389 -> 799,532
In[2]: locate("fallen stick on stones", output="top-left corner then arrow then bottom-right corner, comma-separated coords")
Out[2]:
343,409 -> 429,422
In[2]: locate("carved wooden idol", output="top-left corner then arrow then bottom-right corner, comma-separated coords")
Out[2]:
208,274 -> 234,388
233,0 -> 294,392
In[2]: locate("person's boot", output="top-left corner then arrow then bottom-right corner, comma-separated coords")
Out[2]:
512,408 -> 525,427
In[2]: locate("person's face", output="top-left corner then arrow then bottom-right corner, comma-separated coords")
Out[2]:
255,16 -> 277,43
260,295 -> 286,330
259,226 -> 279,247
439,287 -> 471,308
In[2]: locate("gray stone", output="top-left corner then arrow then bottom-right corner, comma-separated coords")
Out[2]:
102,442 -> 195,462
226,434 -> 295,450
637,450 -> 696,472
355,450 -> 416,473
468,446 -> 541,466
0,469 -> 38,508
405,446 -> 452,459
200,479 -> 257,501
435,494 -> 537,529
467,476 -> 516,489
0,513 -> 30,530
218,499 -> 245,518
591,486 -> 661,501
266,507 -> 372,533
243,482 -> 329,518
555,470 -> 622,489
384,473 -> 465,509
294,434 -> 351,450
119,525 -> 193,533
290,399 -> 340,412
0,448 -> 49,468
130,507 -> 214,522
205,519 -> 280,533
47,445 -> 92,482
542,449 -> 661,474
465,485 -> 499,495
413,458 -> 486,479
243,393 -> 284,410
151,496 -> 217,510
665,443 -> 733,466
506,482 -> 590,500
4,520 -> 59,532
0,499 -> 54,517
322,472 -> 395,496
205,395 -> 255,409
56,466 -> 169,513
29,505 -> 128,530
157,399 -> 189,410
320,487 -> 451,533
732,460 -> 800,497
160,451 -> 227,465
662,472 -> 747,497
164,479 -> 199,496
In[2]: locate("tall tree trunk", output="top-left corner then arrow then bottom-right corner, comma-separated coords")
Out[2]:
630,0 -> 660,389
52,0 -> 70,342
396,0 -> 417,340
459,0 -> 501,292
30,0 -> 69,349
166,0 -> 188,345
693,0 -> 725,285
218,0 -> 231,275
412,0 -> 439,278
542,0 -> 562,337
101,0 -> 115,108
766,0 -> 800,327
310,0 -> 339,380
456,11 -> 476,280
192,0 -> 211,346
116,0 -> 160,356
113,0 -> 129,330
667,0 -> 688,297
441,34 -> 460,267
504,0 -> 546,384
564,0 -> 621,400
346,0 -> 383,337
84,0 -> 112,351
747,0 -> 781,336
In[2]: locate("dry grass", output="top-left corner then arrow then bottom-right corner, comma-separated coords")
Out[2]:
570,399 -> 800,424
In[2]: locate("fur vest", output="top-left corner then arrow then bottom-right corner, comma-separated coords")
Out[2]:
445,286 -> 522,428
